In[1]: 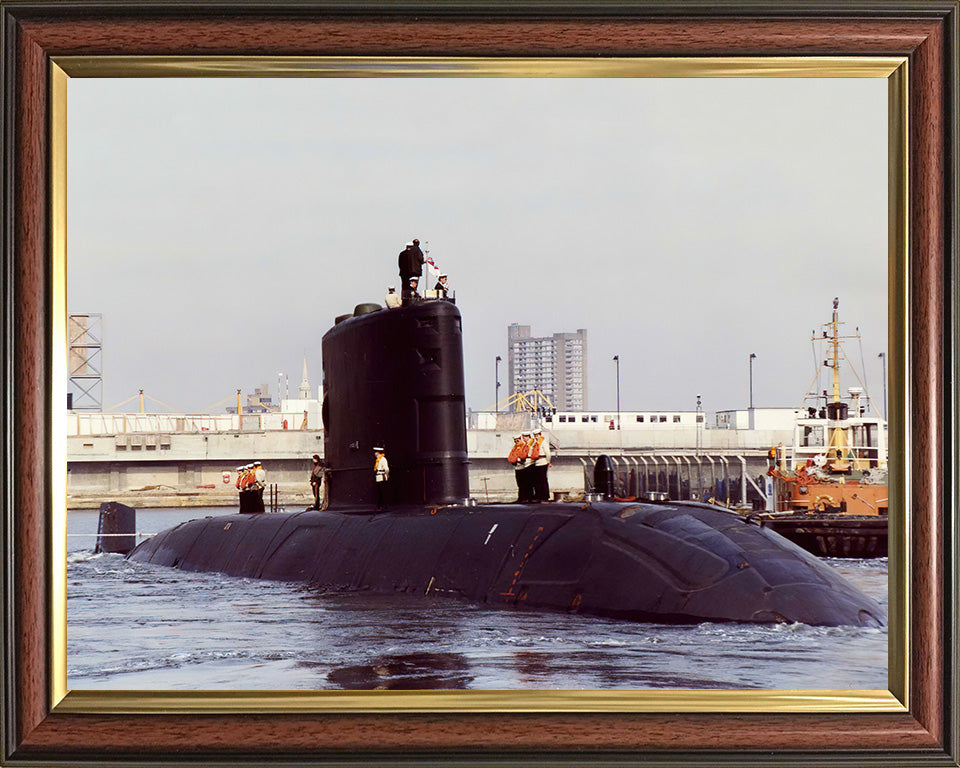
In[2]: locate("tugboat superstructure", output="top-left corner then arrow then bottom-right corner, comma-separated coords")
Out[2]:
762,298 -> 888,557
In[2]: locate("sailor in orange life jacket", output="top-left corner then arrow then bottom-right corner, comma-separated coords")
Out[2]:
252,461 -> 266,490
507,434 -> 526,501
236,463 -> 255,513
530,426 -> 551,501
519,430 -> 536,502
240,464 -> 255,490
235,465 -> 247,491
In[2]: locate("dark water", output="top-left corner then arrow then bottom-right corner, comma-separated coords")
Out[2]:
67,507 -> 888,691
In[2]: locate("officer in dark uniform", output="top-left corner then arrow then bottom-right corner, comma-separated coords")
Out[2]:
398,240 -> 424,284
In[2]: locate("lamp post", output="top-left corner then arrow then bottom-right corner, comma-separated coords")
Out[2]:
696,393 -> 703,455
749,353 -> 757,409
495,355 -> 501,415
878,352 -> 887,417
613,355 -> 621,430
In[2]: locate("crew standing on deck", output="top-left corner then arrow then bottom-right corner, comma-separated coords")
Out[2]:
531,427 -> 551,501
252,461 -> 266,512
235,464 -> 248,511
373,446 -> 390,511
434,273 -> 450,298
310,454 -> 326,510
237,463 -> 263,514
384,286 -> 401,308
507,434 -> 526,501
513,431 -> 536,502
519,430 -> 536,502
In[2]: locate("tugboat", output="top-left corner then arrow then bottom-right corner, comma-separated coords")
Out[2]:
126,294 -> 885,626
761,298 -> 888,558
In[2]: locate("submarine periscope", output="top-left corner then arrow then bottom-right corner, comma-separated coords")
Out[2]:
128,298 -> 885,628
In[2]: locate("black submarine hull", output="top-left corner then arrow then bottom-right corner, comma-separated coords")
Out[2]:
125,299 -> 885,628
127,499 -> 885,627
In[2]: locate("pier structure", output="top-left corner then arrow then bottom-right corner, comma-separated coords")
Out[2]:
66,412 -> 793,510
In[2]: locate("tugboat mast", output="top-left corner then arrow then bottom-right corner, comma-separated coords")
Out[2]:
830,297 -> 842,405
813,297 -> 862,470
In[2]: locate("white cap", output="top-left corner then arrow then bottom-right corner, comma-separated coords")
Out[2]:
406,242 -> 414,247
373,445 -> 384,452
533,427 -> 542,434
388,286 -> 395,291
521,430 -> 531,436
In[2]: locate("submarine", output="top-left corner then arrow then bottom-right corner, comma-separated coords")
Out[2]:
128,298 -> 885,628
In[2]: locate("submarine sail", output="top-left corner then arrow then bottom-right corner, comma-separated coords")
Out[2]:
128,298 -> 885,628
322,299 -> 469,508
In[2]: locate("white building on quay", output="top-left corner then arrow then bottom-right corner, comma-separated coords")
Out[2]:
67,406 -> 800,510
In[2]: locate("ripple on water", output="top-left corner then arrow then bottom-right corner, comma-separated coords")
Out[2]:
66,535 -> 889,691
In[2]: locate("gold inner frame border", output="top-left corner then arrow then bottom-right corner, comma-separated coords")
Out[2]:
49,55 -> 909,716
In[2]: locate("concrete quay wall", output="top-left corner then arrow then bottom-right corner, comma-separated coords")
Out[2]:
67,428 -> 784,509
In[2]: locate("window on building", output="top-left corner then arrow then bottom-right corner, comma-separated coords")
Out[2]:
636,415 -> 644,422
673,415 -> 681,423
697,414 -> 704,422
659,416 -> 667,423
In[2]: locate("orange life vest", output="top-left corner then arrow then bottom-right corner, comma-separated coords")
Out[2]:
530,435 -> 543,461
517,440 -> 530,461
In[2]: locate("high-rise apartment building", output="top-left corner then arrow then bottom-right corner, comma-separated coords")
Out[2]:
507,324 -> 587,410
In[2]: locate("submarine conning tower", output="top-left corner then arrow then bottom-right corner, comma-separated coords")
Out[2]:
322,300 -> 469,508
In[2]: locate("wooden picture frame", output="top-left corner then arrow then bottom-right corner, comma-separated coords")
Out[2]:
2,2 -> 957,765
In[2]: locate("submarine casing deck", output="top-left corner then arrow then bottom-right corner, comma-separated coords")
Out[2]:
128,500 -> 886,627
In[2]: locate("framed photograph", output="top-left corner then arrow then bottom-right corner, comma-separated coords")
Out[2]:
2,2 -> 957,766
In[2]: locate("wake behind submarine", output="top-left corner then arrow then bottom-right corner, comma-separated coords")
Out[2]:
128,298 -> 885,628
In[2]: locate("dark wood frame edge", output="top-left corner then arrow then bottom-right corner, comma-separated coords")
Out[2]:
1,3 -> 957,765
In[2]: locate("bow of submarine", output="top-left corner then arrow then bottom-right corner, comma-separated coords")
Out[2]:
540,501 -> 886,628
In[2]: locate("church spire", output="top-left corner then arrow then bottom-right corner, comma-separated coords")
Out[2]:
299,355 -> 311,400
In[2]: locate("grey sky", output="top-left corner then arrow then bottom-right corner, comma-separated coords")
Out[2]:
67,76 -> 887,416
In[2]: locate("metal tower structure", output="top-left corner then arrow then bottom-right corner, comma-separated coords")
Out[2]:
68,313 -> 103,411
